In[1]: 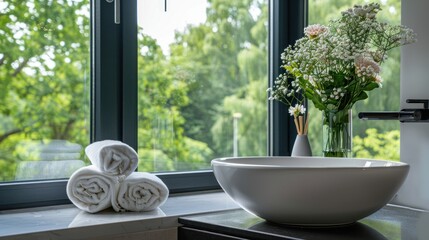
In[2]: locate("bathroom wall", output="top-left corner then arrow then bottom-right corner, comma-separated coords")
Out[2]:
395,0 -> 429,210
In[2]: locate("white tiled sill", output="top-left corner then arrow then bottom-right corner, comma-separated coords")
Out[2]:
0,190 -> 239,240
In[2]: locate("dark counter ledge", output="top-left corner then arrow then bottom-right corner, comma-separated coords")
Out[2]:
178,205 -> 429,240
1,192 -> 428,240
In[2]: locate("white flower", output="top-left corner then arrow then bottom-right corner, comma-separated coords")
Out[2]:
373,75 -> 383,87
288,104 -> 306,117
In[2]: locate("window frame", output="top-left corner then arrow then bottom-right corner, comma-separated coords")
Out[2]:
0,0 -> 306,210
269,0 -> 307,156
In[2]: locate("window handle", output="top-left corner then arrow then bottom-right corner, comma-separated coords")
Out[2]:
106,0 -> 120,24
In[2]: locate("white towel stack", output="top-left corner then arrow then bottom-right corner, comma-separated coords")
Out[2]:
66,140 -> 169,213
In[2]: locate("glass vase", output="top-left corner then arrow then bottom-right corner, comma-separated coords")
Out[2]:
322,109 -> 352,158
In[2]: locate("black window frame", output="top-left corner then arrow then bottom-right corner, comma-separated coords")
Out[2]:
0,0 -> 307,210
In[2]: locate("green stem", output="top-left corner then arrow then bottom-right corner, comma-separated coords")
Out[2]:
322,109 -> 352,158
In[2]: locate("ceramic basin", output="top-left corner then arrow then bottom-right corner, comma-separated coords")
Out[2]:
211,157 -> 409,226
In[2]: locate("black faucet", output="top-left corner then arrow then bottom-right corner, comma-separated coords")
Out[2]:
358,99 -> 429,122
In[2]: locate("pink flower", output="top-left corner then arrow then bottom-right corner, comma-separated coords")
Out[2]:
354,55 -> 380,77
304,24 -> 328,39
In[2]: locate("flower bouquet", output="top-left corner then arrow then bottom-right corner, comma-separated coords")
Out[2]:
269,3 -> 416,157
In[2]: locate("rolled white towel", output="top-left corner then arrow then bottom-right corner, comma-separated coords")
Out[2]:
66,165 -> 118,213
85,140 -> 138,178
112,172 -> 169,212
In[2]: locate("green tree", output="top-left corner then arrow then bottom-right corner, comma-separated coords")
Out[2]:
137,32 -> 213,172
211,2 -> 268,156
170,0 -> 268,158
211,80 -> 267,156
353,129 -> 400,161
0,0 -> 90,180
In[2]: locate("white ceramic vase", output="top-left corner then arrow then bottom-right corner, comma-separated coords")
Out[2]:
291,135 -> 312,157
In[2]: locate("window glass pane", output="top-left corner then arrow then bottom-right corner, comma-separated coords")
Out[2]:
308,0 -> 401,160
0,0 -> 90,182
137,0 -> 268,172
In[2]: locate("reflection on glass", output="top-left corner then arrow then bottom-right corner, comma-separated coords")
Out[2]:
137,0 -> 268,172
0,0 -> 90,182
361,219 -> 401,240
249,219 -> 389,240
308,0 -> 401,159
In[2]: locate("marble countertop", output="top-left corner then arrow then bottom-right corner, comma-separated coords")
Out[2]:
0,191 -> 239,239
179,204 -> 429,240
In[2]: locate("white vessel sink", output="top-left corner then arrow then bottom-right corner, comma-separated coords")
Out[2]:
212,157 -> 409,226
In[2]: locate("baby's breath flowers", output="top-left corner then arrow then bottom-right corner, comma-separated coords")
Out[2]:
267,75 -> 309,135
269,2 -> 416,113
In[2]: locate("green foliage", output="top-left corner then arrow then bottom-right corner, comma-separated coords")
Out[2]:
211,80 -> 267,156
138,149 -> 173,172
0,150 -> 16,181
136,32 -> 213,172
169,0 -> 268,158
0,0 -> 90,181
353,128 -> 400,161
1,0 -> 270,179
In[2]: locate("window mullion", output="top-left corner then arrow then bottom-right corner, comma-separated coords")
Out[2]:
91,0 -> 123,143
269,0 -> 308,156
121,0 -> 138,150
